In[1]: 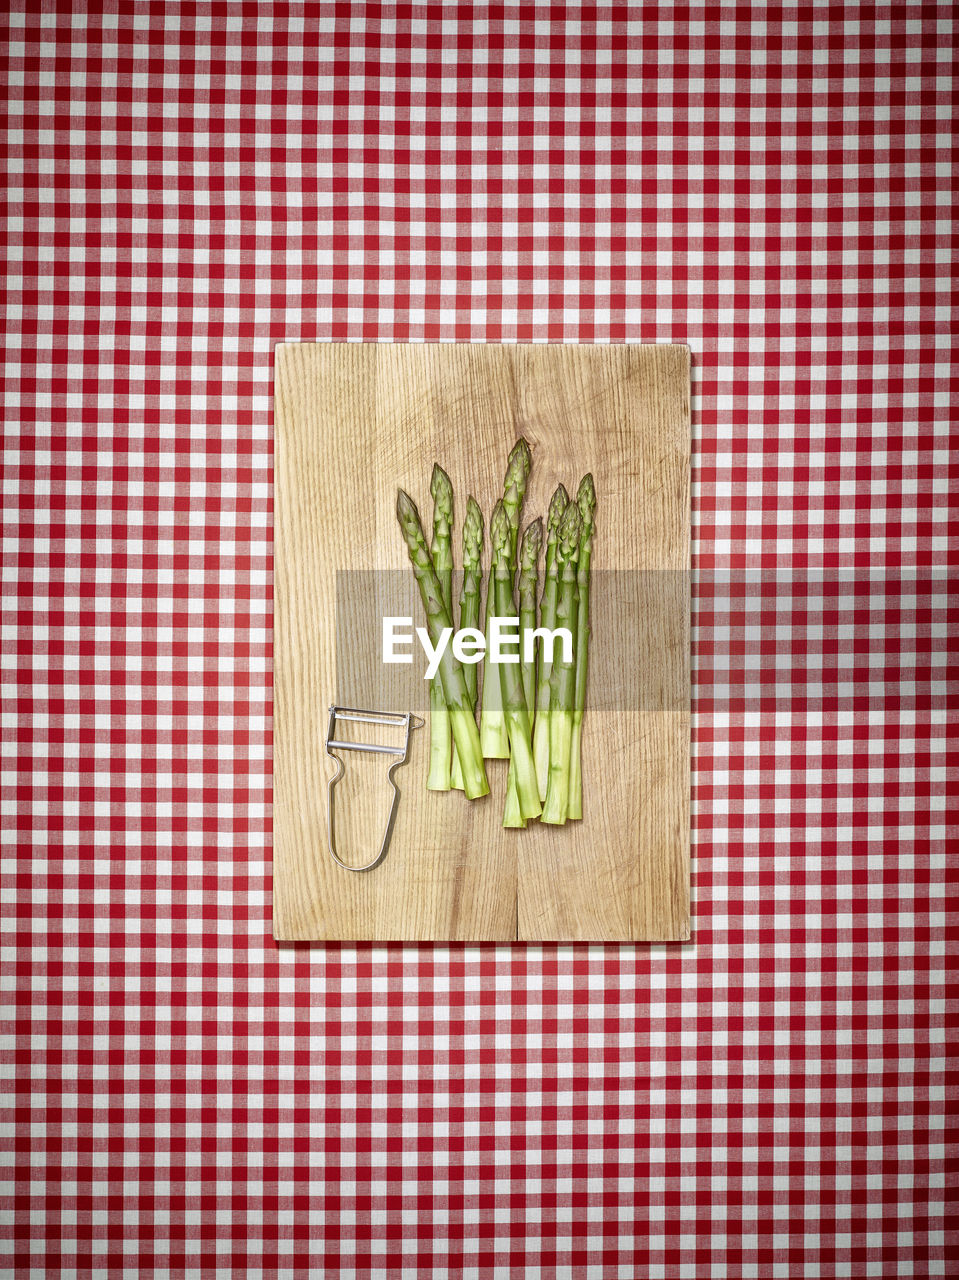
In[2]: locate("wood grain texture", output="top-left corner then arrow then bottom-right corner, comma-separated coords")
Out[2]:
273,343 -> 690,941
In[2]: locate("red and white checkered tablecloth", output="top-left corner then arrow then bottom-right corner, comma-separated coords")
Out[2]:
2,4 -> 955,1277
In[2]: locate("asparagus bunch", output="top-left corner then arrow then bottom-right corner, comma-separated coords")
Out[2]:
450,497 -> 484,791
395,490 -> 489,800
503,517 -> 543,828
479,438 -> 531,758
394,441 -> 595,829
427,465 -> 454,790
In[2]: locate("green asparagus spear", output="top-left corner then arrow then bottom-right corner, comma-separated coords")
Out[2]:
451,496 -> 483,791
503,437 -> 532,561
427,464 -> 454,790
480,438 -> 531,758
503,517 -> 543,828
490,500 -> 541,821
567,475 -> 595,820
517,518 -> 543,712
541,500 -> 582,824
458,497 -> 484,705
532,484 -> 569,799
396,490 -> 489,800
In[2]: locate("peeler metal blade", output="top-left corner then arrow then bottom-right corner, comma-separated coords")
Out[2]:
325,705 -> 423,872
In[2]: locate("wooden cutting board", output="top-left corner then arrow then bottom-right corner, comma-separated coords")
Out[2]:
273,343 -> 690,941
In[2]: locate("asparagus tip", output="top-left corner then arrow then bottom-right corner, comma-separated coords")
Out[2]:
558,497 -> 582,545
522,516 -> 544,553
431,462 -> 453,496
507,437 -> 533,477
547,484 -> 570,537
490,498 -> 508,544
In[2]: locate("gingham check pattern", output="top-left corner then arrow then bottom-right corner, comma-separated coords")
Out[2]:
2,5 -> 955,1278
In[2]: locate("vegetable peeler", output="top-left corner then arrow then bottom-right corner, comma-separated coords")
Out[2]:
325,705 -> 423,872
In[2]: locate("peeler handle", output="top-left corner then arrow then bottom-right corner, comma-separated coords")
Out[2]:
325,706 -> 423,872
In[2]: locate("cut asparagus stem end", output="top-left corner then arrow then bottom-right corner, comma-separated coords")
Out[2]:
504,709 -> 541,819
447,703 -> 489,799
533,711 -> 551,801
450,744 -> 465,791
567,715 -> 583,820
502,763 -> 526,828
541,708 -> 572,824
426,683 -> 452,791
